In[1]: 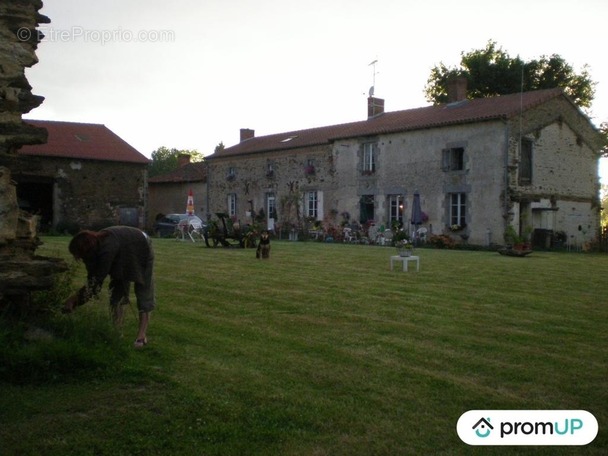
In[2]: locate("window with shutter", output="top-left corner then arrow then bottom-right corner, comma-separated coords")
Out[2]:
442,147 -> 464,171
519,139 -> 533,185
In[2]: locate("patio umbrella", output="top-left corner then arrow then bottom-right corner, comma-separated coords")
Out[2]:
186,189 -> 194,215
411,191 -> 423,243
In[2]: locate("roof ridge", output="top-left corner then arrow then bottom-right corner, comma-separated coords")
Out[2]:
227,88 -> 565,145
25,119 -> 106,127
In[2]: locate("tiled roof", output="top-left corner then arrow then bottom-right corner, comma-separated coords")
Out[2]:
210,88 -> 566,158
19,120 -> 150,164
148,162 -> 207,183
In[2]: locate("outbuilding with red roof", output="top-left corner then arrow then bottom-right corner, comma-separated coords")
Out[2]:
15,120 -> 149,232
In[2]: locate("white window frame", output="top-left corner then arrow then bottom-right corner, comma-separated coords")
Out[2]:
306,191 -> 318,219
304,190 -> 323,220
450,192 -> 466,226
264,193 -> 276,231
227,193 -> 236,217
363,143 -> 376,173
388,194 -> 404,225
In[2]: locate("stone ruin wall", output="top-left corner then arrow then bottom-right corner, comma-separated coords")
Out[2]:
0,0 -> 66,309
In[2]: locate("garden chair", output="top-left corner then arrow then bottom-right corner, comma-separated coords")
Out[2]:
416,227 -> 428,244
381,229 -> 393,246
343,227 -> 355,243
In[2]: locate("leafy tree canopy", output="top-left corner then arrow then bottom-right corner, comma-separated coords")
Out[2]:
600,122 -> 608,158
148,147 -> 203,177
424,40 -> 596,111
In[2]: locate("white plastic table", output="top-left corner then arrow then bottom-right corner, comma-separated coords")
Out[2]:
390,255 -> 420,272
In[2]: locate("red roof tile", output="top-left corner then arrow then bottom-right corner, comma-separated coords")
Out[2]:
19,120 -> 150,164
148,162 -> 206,183
210,88 -> 566,158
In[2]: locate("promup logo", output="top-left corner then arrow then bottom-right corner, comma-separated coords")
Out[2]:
472,417 -> 493,438
457,410 -> 598,446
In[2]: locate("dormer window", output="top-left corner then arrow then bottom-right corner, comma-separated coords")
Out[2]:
280,135 -> 298,143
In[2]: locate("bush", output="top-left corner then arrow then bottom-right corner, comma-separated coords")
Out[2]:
30,262 -> 77,316
0,314 -> 126,384
0,264 -> 128,384
427,234 -> 457,249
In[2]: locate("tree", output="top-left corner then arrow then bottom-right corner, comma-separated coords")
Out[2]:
424,40 -> 596,111
602,183 -> 608,230
600,122 -> 608,158
148,147 -> 203,178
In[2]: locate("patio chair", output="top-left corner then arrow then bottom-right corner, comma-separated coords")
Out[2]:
416,227 -> 428,244
381,229 -> 393,246
343,227 -> 355,243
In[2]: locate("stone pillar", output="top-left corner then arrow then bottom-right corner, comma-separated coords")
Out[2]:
0,1 -> 67,309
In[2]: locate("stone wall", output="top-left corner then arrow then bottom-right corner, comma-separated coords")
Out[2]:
0,0 -> 48,152
11,155 -> 148,231
206,144 -> 336,230
0,1 -> 67,309
148,181 -> 207,228
205,96 -> 600,247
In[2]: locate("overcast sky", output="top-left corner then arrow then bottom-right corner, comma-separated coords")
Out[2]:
24,0 -> 608,182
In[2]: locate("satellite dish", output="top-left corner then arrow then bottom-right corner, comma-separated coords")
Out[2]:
369,86 -> 375,97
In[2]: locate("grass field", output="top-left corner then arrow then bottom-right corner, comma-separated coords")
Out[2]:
1,237 -> 607,455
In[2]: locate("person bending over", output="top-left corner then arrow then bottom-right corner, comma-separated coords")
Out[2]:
63,226 -> 155,348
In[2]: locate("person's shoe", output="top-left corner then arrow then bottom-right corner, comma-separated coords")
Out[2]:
134,338 -> 148,348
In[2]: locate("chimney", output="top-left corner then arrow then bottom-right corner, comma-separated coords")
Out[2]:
447,75 -> 468,103
240,128 -> 255,142
177,153 -> 190,167
367,97 -> 384,119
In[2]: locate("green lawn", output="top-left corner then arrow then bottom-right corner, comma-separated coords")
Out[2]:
1,237 -> 606,455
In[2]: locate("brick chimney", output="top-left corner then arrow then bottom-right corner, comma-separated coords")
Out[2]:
367,97 -> 385,119
240,128 -> 255,142
447,75 -> 468,103
177,153 -> 191,167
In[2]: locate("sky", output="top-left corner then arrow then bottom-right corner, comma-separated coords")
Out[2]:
24,0 -> 608,184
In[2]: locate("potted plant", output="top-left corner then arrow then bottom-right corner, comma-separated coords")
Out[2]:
500,225 -> 533,256
504,225 -> 532,250
450,223 -> 466,232
395,239 -> 414,257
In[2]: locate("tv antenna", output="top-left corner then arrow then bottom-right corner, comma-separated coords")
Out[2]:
368,59 -> 378,96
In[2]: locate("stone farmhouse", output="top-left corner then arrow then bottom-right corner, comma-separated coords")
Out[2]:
16,120 -> 150,232
205,87 -> 602,247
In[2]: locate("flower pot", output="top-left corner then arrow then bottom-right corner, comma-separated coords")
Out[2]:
398,249 -> 412,257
